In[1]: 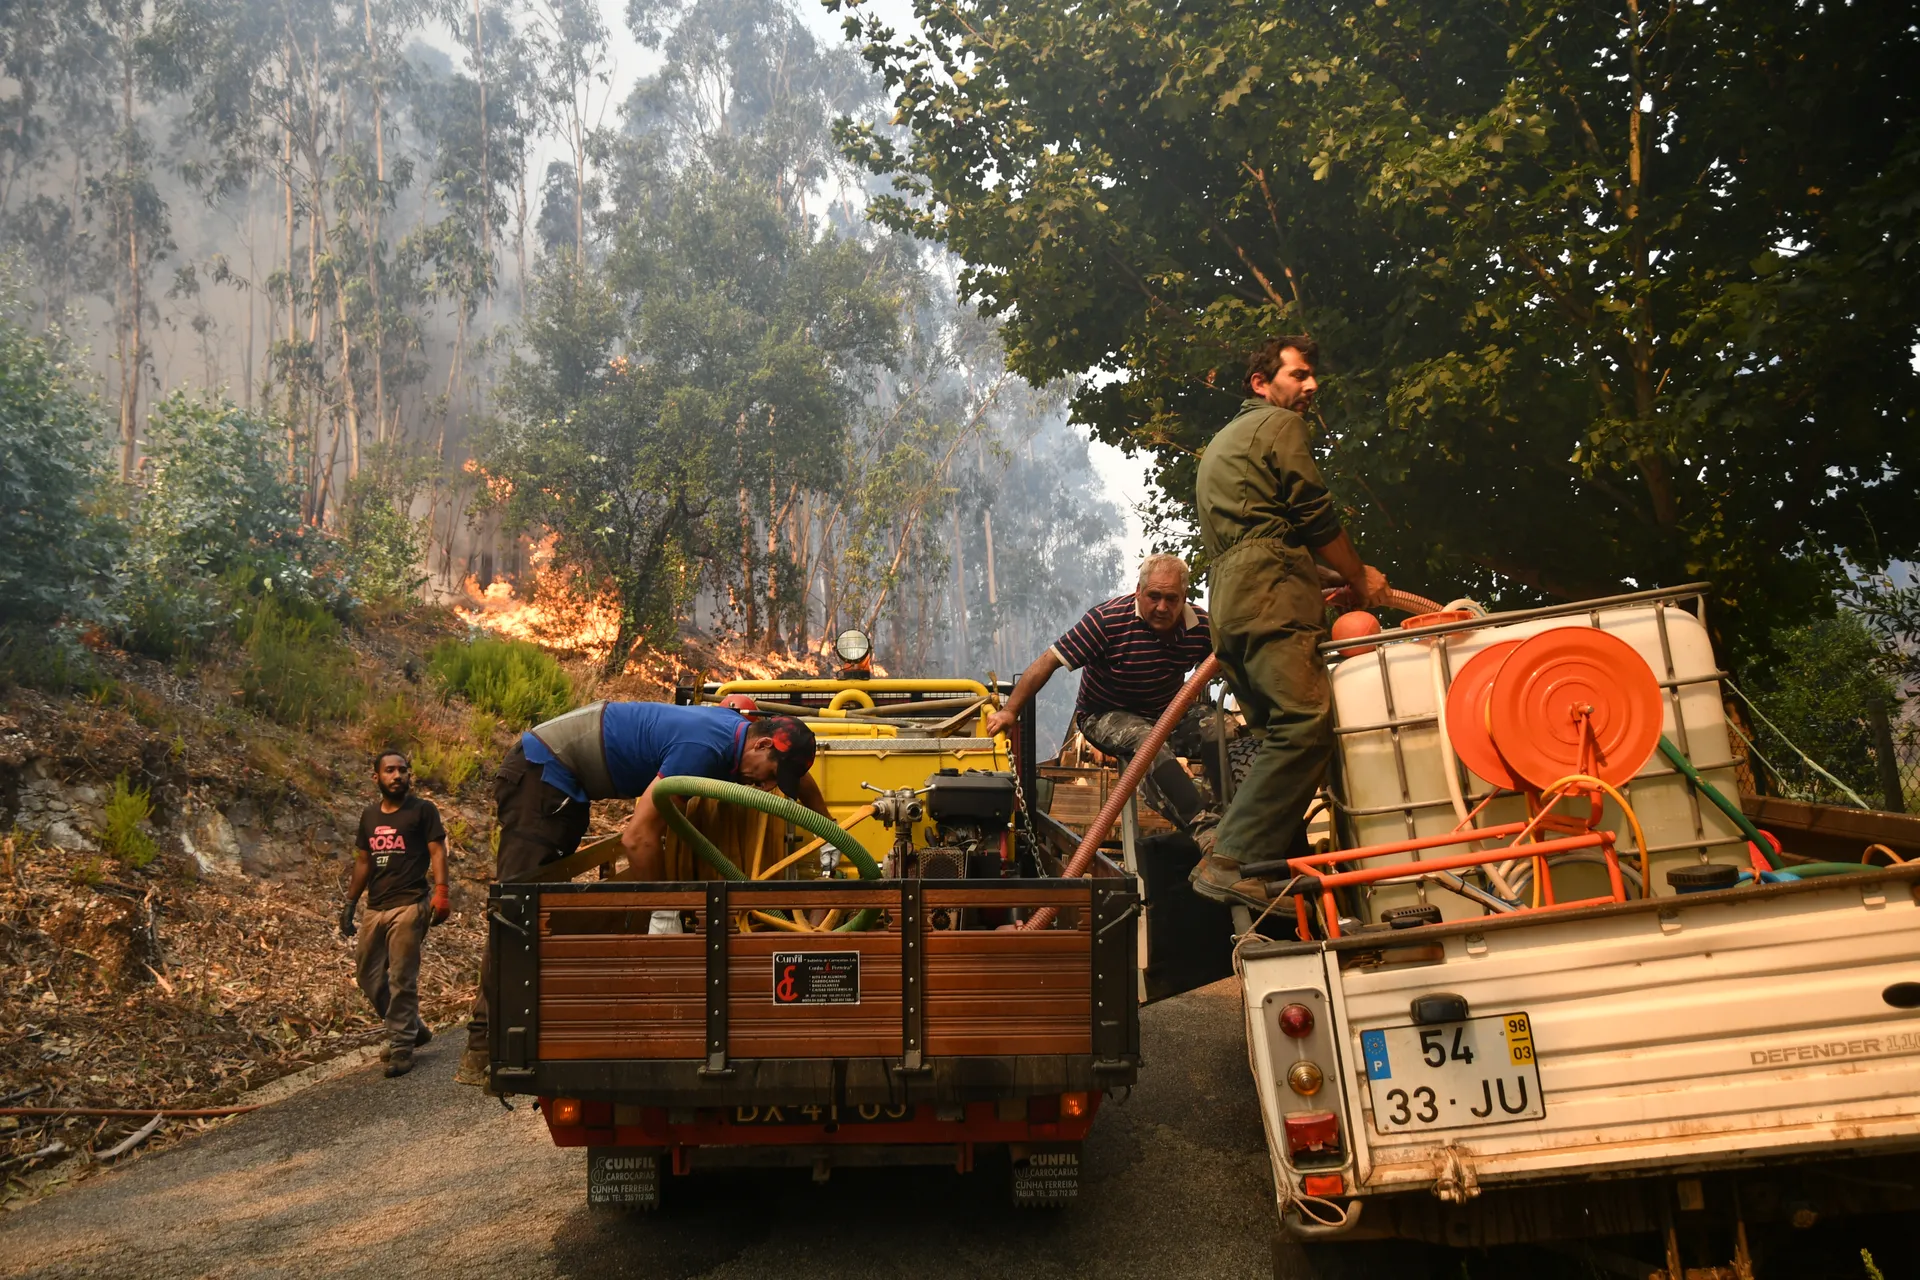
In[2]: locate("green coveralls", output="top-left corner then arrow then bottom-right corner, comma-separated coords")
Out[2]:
1195,398 -> 1343,867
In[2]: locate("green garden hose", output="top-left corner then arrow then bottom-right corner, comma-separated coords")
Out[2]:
1658,736 -> 1775,867
650,776 -> 883,932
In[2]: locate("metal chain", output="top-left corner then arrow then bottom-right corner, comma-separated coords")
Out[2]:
1009,756 -> 1042,866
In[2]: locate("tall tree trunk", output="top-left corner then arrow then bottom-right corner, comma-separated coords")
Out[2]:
117,14 -> 140,482
740,485 -> 757,641
471,0 -> 491,311
982,507 -> 1001,675
793,493 -> 812,656
572,110 -> 585,267
362,0 -> 388,444
283,123 -> 297,441
515,136 -> 529,302
950,505 -> 969,664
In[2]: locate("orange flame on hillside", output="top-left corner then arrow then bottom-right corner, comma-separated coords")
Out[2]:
456,535 -> 621,660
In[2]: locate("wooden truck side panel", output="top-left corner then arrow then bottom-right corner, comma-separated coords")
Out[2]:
489,876 -> 1139,1104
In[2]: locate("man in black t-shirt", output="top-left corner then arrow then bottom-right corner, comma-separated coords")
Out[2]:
341,752 -> 450,1078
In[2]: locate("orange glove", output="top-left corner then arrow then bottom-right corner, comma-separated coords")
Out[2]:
430,884 -> 451,925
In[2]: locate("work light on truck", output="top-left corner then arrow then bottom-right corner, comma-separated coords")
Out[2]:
1279,1003 -> 1315,1038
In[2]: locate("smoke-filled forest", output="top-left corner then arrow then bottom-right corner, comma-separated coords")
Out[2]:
0,0 -> 1123,743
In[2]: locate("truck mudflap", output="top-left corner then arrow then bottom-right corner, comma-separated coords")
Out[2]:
1239,864 -> 1920,1223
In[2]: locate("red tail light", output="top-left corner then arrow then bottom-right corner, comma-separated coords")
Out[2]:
1302,1173 -> 1346,1197
1283,1110 -> 1341,1157
1279,1003 -> 1315,1038
549,1098 -> 582,1126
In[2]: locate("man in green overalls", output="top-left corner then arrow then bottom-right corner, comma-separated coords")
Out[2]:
1190,335 -> 1388,904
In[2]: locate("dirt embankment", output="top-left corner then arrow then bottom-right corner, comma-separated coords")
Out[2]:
0,611 -> 506,1205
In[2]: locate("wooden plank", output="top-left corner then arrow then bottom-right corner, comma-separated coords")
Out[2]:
924,931 -> 1092,1056
1742,794 -> 1920,859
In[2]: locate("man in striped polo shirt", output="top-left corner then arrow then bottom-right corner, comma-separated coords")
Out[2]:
986,554 -> 1220,842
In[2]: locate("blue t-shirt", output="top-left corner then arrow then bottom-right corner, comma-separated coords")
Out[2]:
521,703 -> 748,802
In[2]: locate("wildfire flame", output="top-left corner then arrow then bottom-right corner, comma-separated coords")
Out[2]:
456,535 -> 622,660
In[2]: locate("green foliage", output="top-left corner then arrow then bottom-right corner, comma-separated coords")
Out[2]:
414,734 -> 480,794
362,692 -> 422,757
1863,1249 -> 1885,1280
1742,614 -> 1898,805
123,393 -> 353,658
428,636 -> 572,729
338,452 -> 429,606
844,0 -> 1920,663
0,291 -> 121,636
238,594 -> 365,727
101,774 -> 159,869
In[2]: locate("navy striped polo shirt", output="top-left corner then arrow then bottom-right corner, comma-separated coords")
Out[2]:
1051,595 -> 1213,721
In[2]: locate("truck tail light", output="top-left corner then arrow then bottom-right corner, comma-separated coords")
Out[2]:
1287,1060 -> 1324,1096
1302,1173 -> 1345,1197
1279,1003 -> 1315,1038
550,1097 -> 582,1126
1283,1110 -> 1341,1157
1059,1091 -> 1089,1119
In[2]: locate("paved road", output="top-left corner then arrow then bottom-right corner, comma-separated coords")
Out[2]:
10,977 -> 1908,1280
0,980 -> 1286,1280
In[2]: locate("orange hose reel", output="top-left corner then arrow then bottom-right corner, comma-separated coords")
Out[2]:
1288,628 -> 1664,939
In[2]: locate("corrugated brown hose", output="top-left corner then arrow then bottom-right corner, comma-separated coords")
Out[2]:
1019,655 -> 1223,931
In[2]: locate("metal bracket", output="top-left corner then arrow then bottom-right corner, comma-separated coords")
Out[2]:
699,881 -> 734,1078
897,882 -> 930,1075
1089,879 -> 1141,1066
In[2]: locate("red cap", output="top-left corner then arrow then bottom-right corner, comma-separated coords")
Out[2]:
756,715 -> 817,796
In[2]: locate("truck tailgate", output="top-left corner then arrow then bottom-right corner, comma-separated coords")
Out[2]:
1332,868 -> 1920,1189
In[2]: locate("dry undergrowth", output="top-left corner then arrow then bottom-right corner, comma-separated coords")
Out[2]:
0,829 -> 486,1205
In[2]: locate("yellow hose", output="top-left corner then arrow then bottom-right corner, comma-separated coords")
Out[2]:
827,688 -> 876,713
755,805 -> 879,881
1515,774 -> 1651,903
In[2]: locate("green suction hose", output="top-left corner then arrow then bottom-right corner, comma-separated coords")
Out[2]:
650,776 -> 883,932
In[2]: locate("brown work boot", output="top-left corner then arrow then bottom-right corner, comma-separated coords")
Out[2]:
378,1025 -> 432,1062
1189,855 -> 1269,906
453,1046 -> 490,1088
384,1047 -> 414,1078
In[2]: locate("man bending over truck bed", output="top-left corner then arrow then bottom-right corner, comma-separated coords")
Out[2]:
455,702 -> 827,1087
986,554 -> 1220,845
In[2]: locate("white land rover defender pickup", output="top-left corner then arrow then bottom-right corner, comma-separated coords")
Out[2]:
1237,585 -> 1920,1271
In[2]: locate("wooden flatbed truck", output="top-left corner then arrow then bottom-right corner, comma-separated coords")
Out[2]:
483,656 -> 1151,1207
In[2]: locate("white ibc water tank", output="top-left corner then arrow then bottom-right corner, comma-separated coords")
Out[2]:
1326,588 -> 1746,922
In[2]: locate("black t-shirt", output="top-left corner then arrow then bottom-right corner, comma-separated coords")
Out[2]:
356,796 -> 446,911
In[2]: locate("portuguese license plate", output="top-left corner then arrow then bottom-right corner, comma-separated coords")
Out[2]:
1361,1012 -> 1544,1134
729,1102 -> 912,1125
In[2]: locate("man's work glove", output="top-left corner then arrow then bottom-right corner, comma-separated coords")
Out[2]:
338,900 -> 357,939
430,884 -> 451,925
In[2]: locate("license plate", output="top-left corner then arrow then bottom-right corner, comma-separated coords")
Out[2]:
728,1102 -> 912,1125
1361,1012 -> 1544,1133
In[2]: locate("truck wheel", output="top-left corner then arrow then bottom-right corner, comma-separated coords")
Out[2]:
1271,1235 -> 1434,1280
